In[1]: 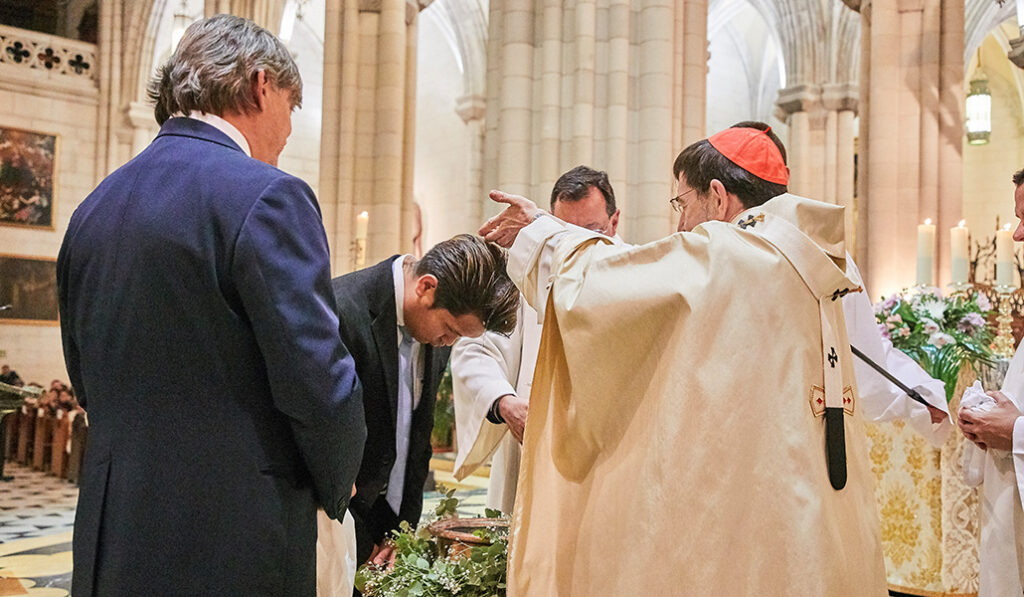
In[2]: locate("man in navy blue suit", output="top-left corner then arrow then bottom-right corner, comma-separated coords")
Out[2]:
57,15 -> 366,596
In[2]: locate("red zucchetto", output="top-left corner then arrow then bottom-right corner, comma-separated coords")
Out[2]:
707,126 -> 789,185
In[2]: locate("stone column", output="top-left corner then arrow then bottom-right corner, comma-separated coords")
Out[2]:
319,0 -> 425,272
204,0 -> 287,32
855,0 -> 964,297
484,0 -> 709,244
456,95 -> 487,234
125,100 -> 157,157
776,83 -> 859,249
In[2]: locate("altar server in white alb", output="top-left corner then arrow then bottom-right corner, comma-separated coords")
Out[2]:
449,166 -> 624,513
957,167 -> 1024,597
480,124 -> 890,595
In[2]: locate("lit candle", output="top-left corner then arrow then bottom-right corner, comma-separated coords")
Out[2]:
997,223 -> 1015,287
917,218 -> 936,286
950,220 -> 969,284
355,211 -> 369,241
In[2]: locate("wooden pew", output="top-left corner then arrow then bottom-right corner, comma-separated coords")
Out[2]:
17,407 -> 34,465
49,411 -> 71,478
32,409 -> 53,472
67,412 -> 87,485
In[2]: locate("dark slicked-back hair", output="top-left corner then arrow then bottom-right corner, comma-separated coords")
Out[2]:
415,234 -> 519,334
672,120 -> 788,209
1013,168 -> 1024,186
147,14 -> 302,125
549,165 -> 617,216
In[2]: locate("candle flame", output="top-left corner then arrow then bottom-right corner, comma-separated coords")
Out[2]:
1004,223 -> 1013,231
958,219 -> 966,227
359,211 -> 368,218
924,218 -> 933,225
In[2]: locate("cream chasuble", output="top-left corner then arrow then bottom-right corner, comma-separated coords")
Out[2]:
505,194 -> 887,596
450,300 -> 539,512
452,236 -> 624,513
963,345 -> 1024,596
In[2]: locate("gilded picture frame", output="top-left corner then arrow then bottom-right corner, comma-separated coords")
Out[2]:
0,125 -> 58,230
0,254 -> 59,326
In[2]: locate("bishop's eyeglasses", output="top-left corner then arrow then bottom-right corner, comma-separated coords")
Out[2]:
669,188 -> 697,213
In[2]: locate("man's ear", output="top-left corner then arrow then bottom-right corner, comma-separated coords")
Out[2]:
608,209 -> 621,236
253,70 -> 268,112
414,274 -> 438,308
708,179 -> 728,210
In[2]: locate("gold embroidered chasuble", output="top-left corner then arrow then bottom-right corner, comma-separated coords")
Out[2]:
505,194 -> 888,596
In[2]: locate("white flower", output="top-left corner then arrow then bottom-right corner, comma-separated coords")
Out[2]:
929,331 -> 954,348
921,318 -> 940,334
976,293 -> 992,312
919,296 -> 947,321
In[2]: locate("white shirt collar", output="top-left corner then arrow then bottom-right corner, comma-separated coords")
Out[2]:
392,255 -> 413,330
179,111 -> 252,157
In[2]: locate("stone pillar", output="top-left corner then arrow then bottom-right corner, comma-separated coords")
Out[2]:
125,100 -> 157,157
776,83 -> 859,250
855,0 -> 964,297
484,0 -> 708,244
319,0 -> 425,272
456,94 -> 487,234
204,0 -> 287,33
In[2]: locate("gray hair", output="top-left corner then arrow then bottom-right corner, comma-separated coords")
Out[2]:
147,14 -> 302,125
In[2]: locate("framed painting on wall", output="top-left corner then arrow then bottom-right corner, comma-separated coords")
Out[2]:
0,126 -> 58,230
0,255 -> 58,325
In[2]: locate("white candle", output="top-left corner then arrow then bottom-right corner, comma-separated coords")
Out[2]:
997,223 -> 1015,287
917,219 -> 936,286
355,211 -> 369,241
950,220 -> 969,284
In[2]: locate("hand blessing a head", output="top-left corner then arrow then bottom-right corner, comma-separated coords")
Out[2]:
479,190 -> 543,248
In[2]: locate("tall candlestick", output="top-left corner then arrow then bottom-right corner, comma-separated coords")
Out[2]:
355,211 -> 369,241
950,220 -> 969,284
917,219 -> 936,286
354,211 -> 369,270
996,223 -> 1015,287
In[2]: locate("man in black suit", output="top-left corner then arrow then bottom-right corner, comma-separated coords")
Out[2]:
57,15 -> 365,596
331,234 -> 519,568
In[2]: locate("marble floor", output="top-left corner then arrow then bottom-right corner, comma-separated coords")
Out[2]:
0,457 -> 489,596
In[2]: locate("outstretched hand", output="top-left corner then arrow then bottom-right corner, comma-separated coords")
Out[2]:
479,190 -> 543,248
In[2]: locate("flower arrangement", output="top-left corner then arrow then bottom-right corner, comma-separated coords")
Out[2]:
355,489 -> 509,597
874,287 -> 996,401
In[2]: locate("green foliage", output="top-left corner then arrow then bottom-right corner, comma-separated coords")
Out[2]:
432,367 -> 455,449
874,287 -> 996,401
434,486 -> 459,519
355,492 -> 509,597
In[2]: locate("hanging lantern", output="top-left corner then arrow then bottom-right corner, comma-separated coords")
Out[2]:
966,54 -> 992,146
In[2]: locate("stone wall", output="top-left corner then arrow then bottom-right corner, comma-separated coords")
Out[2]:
0,24 -> 99,384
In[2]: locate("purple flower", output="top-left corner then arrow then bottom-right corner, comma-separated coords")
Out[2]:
957,312 -> 987,334
878,323 -> 891,340
976,293 -> 992,312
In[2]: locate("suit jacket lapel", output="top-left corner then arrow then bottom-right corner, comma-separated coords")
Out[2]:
369,268 -> 401,425
420,345 -> 436,409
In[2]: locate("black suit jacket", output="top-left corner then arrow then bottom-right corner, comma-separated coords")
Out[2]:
331,258 -> 451,561
57,118 -> 366,596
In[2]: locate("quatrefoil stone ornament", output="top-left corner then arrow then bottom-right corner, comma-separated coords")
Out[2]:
68,54 -> 90,74
37,47 -> 61,69
6,42 -> 30,63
